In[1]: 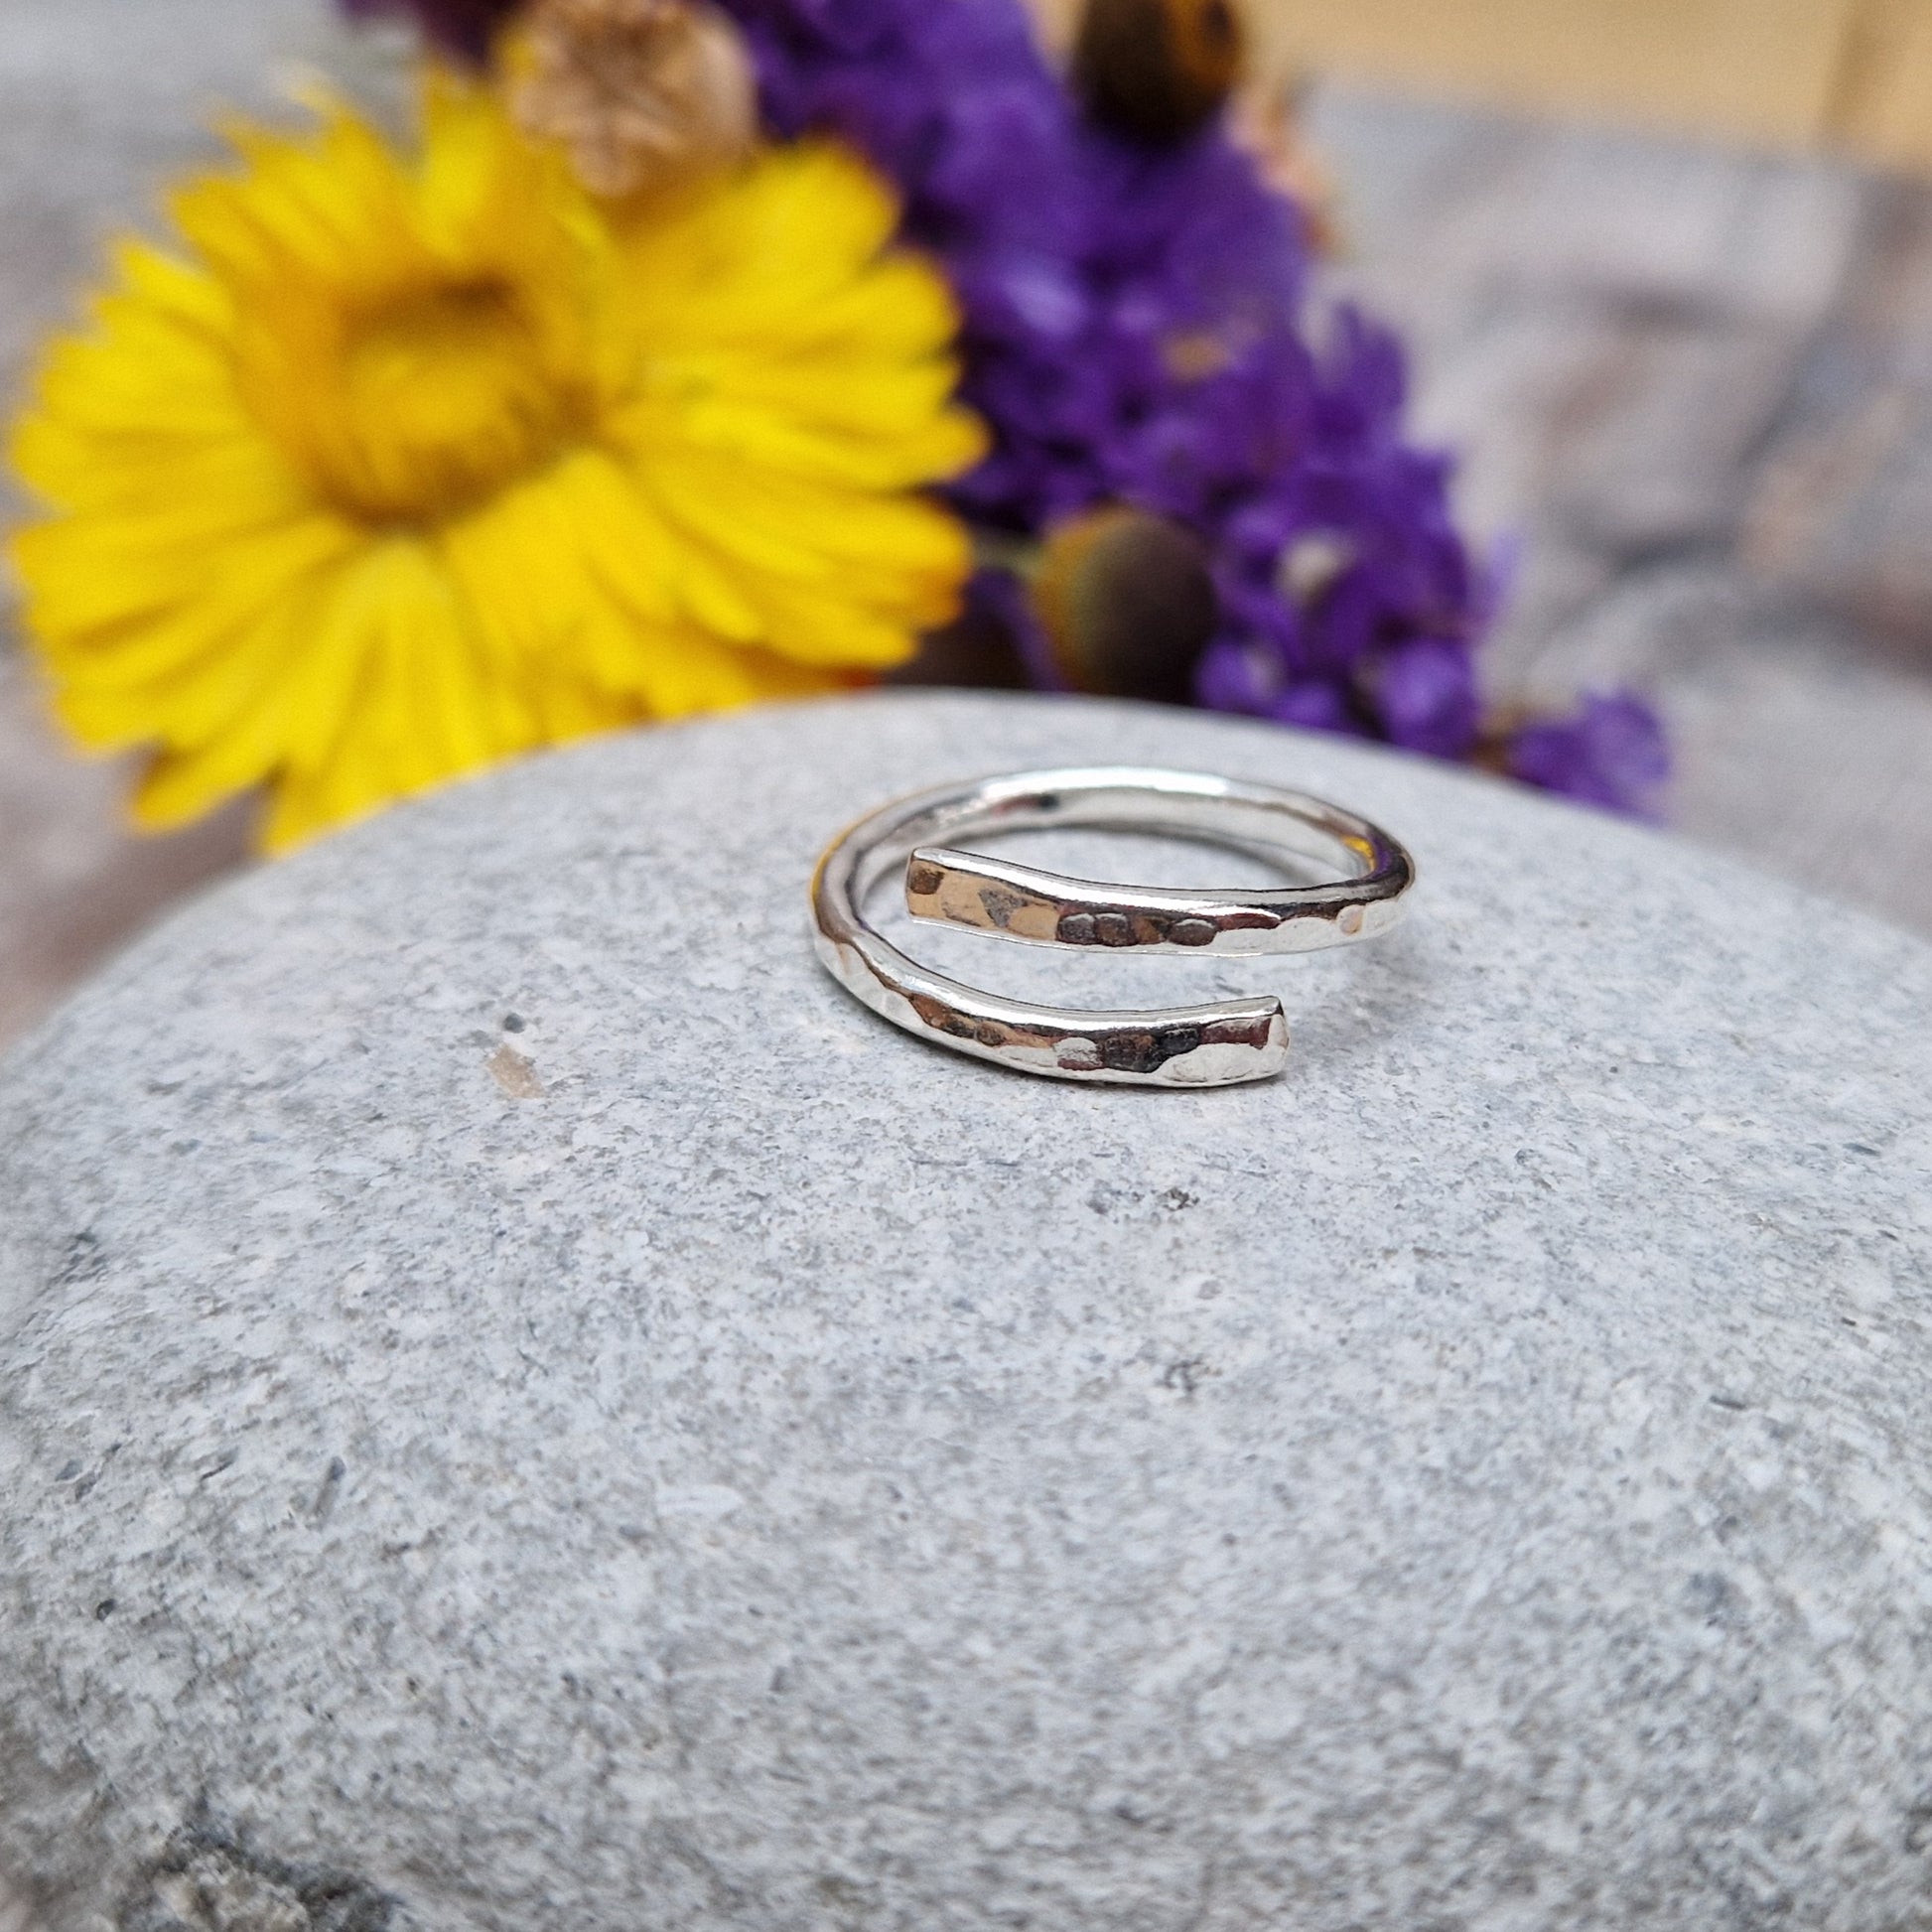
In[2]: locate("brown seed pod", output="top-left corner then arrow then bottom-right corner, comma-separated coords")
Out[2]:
1071,0 -> 1247,146
1032,505 -> 1218,704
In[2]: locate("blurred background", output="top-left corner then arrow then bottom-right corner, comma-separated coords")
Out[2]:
7,0 -> 1932,1048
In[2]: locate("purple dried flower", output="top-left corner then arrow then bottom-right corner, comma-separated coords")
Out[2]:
339,0 -> 518,60
1508,693 -> 1671,818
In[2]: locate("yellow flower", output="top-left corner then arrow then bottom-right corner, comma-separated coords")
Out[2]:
8,82 -> 985,849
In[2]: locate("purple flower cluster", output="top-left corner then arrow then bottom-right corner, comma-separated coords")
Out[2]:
340,0 -> 1669,816
1170,303 -> 1490,759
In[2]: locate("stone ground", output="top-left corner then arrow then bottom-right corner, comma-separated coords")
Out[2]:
4,0 -> 1932,1054
6,692 -> 1932,1931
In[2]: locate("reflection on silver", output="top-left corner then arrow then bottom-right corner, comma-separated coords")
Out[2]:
810,766 -> 1415,1089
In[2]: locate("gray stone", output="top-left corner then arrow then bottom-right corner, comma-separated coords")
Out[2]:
2,690 -> 1931,1932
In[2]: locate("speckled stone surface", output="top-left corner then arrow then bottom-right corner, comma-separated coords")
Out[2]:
2,691 -> 1931,1932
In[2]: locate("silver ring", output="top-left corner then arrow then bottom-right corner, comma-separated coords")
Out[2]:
810,766 -> 1416,1088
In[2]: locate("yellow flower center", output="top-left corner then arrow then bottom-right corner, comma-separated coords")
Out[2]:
258,275 -> 590,525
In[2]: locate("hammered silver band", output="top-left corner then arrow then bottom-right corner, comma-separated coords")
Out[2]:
810,766 -> 1415,1088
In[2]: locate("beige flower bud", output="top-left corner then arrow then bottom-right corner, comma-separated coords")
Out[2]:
510,0 -> 759,202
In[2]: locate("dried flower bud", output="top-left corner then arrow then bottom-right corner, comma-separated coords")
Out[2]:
1033,505 -> 1218,704
509,0 -> 758,202
1072,0 -> 1246,146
